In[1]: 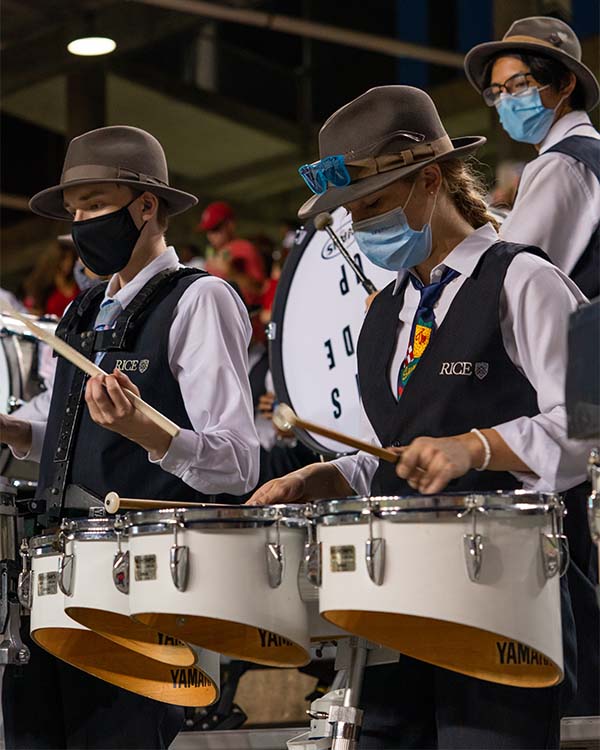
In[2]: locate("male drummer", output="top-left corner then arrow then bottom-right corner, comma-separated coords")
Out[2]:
0,125 -> 260,748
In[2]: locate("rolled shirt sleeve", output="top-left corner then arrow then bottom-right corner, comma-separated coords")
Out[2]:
331,407 -> 379,496
150,277 -> 260,495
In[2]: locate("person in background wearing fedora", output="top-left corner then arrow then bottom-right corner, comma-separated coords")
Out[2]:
466,15 -> 600,720
465,16 -> 600,300
0,125 -> 259,749
247,85 -> 592,748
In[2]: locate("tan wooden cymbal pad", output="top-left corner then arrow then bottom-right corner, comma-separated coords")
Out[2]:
65,606 -> 195,667
33,627 -> 218,706
136,612 -> 310,668
323,610 -> 562,688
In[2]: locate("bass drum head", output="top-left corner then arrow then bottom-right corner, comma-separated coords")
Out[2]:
270,208 -> 396,455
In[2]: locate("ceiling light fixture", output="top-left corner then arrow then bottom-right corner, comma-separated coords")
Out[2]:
67,36 -> 117,56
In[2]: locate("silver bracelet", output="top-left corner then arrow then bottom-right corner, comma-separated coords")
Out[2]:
470,428 -> 491,472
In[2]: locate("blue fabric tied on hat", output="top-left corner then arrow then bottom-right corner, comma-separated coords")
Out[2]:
298,154 -> 351,195
93,298 -> 123,365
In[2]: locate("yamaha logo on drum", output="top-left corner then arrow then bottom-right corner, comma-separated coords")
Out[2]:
321,223 -> 354,259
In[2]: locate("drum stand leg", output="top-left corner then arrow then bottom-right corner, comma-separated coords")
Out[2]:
588,449 -> 600,606
329,637 -> 367,750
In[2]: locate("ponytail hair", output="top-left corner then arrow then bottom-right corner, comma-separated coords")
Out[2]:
439,158 -> 500,232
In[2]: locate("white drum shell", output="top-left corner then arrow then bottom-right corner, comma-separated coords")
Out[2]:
128,524 -> 311,662
316,509 -> 563,683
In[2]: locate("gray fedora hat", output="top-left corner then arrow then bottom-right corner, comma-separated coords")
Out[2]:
464,16 -> 599,112
298,86 -> 486,221
30,125 -> 198,221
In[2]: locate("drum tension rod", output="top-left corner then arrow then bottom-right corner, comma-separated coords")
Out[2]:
170,512 -> 189,592
265,516 -> 284,589
459,496 -> 486,583
365,500 -> 385,586
112,519 -> 130,595
17,539 -> 32,610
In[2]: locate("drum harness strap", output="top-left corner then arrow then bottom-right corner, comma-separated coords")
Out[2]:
44,267 -> 206,523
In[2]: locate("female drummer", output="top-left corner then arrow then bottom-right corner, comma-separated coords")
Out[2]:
248,85 -> 590,749
464,16 -> 600,299
465,15 -> 600,718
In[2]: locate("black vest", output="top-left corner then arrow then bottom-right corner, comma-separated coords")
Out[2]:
357,241 -> 544,495
545,135 -> 600,300
37,268 -> 211,518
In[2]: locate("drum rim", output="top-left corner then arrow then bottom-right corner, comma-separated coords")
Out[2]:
311,491 -> 562,524
122,503 -> 310,534
61,516 -> 120,541
29,534 -> 60,556
269,212 -> 355,458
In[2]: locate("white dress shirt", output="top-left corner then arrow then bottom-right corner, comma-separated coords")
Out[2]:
332,224 -> 592,495
16,248 -> 260,495
500,111 -> 600,276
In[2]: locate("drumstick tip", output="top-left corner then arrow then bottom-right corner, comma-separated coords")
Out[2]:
273,402 -> 297,431
104,491 -> 120,514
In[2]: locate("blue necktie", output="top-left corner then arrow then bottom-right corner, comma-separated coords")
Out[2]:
397,266 -> 459,399
93,298 -> 123,365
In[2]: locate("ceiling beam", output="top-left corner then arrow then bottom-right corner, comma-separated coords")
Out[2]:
1,3 -> 201,96
110,59 -> 305,144
133,0 -> 465,68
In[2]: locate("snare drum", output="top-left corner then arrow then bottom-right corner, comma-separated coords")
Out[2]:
312,493 -> 566,688
123,505 -> 312,667
59,517 -> 196,666
24,533 -> 219,706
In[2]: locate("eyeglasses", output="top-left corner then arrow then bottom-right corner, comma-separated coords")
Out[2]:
298,154 -> 351,195
482,72 -> 541,107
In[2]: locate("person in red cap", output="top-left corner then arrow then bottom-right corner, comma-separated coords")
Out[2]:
197,201 -> 266,307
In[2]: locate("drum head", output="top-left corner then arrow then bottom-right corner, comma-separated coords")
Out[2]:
270,208 -> 396,456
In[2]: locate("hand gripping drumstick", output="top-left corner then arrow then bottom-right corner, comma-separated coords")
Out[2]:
314,212 -> 378,296
273,403 -> 399,463
105,492 -> 211,513
0,306 -> 180,439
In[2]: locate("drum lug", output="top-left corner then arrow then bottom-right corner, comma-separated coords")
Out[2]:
58,553 -> 75,596
266,322 -> 277,341
170,545 -> 189,592
266,542 -> 284,588
170,513 -> 189,592
113,550 -> 130,594
540,533 -> 569,579
304,541 -> 322,587
365,538 -> 385,586
588,449 -> 600,543
463,533 -> 484,582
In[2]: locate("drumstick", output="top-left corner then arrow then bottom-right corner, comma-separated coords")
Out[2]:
0,305 -> 180,438
273,403 -> 399,463
105,492 -> 211,513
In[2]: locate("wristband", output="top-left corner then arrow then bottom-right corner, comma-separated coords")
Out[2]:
470,428 -> 491,472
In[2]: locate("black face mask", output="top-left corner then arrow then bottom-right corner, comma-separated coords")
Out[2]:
71,197 -> 146,276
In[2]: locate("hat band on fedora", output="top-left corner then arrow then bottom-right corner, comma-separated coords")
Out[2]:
501,34 -> 574,54
61,164 -> 169,187
346,134 -> 453,181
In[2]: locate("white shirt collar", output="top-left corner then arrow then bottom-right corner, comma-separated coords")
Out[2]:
539,110 -> 595,153
104,247 -> 181,308
392,223 -> 499,295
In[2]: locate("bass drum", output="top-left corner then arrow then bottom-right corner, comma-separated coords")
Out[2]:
269,208 -> 395,455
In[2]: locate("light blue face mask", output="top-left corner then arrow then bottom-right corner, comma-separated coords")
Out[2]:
495,86 -> 562,145
352,182 -> 437,271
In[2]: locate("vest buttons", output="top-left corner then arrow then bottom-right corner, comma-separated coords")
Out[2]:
391,440 -> 401,447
